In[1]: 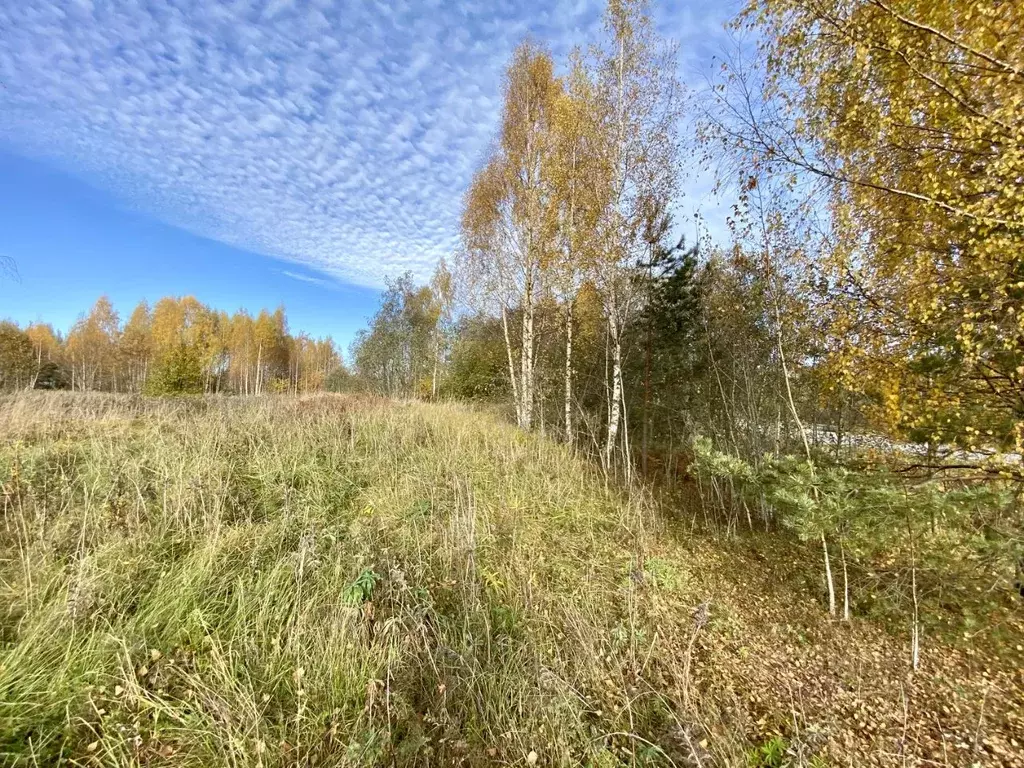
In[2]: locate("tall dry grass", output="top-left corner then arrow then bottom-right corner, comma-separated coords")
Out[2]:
1,392 -> 721,766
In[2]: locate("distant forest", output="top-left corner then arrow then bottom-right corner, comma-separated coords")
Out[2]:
0,296 -> 342,395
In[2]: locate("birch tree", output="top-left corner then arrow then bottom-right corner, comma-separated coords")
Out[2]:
429,258 -> 455,399
120,301 -> 153,392
66,297 -> 120,391
460,41 -> 561,430
25,323 -> 62,389
0,322 -> 34,391
590,0 -> 682,466
547,51 -> 606,444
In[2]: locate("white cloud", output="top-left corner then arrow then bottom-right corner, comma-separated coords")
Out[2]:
0,0 -> 734,288
281,270 -> 334,287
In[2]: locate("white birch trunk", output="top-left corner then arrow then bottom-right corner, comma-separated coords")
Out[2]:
911,560 -> 920,671
822,531 -> 836,617
605,306 -> 623,466
564,299 -> 574,444
29,347 -> 41,390
432,329 -> 440,400
520,280 -> 534,430
501,306 -> 522,426
841,539 -> 851,621
255,342 -> 263,396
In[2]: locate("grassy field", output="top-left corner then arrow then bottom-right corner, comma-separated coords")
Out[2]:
1,393 -> 1021,767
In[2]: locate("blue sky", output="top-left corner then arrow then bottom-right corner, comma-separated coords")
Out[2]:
0,0 -> 737,349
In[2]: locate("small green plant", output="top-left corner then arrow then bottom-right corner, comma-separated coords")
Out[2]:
747,734 -> 790,768
408,498 -> 432,518
636,743 -> 669,766
343,568 -> 381,605
643,556 -> 681,591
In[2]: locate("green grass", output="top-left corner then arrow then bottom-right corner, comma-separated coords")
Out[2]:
0,393 -> 705,767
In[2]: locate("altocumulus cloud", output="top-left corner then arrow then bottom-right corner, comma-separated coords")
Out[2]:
0,0 -> 728,287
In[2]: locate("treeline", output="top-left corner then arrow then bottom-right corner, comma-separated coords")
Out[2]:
348,0 -> 814,473
0,296 -> 342,395
343,0 -> 1024,636
351,0 -> 1023,471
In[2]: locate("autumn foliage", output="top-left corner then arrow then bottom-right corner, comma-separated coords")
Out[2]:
713,0 -> 1024,454
0,295 -> 341,395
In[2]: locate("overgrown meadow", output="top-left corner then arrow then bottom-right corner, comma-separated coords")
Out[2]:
2,393 -> 1021,767
0,392 -> 696,766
